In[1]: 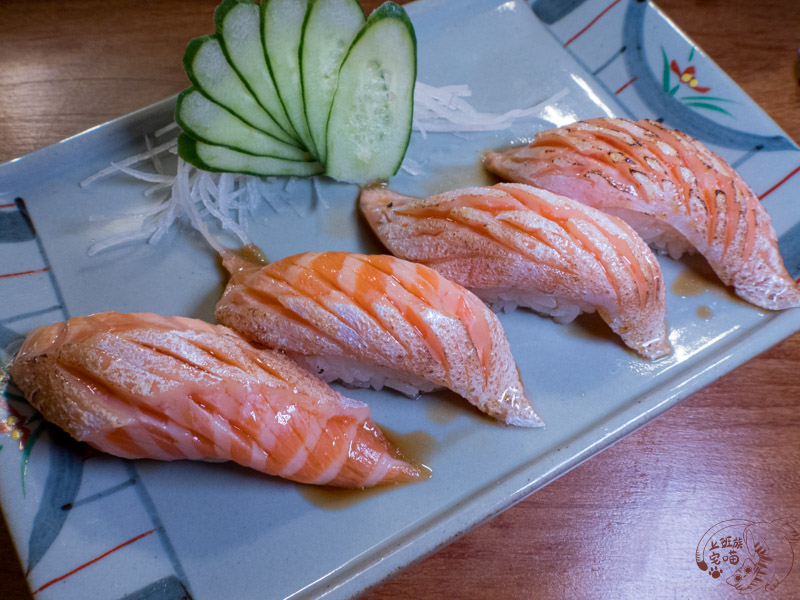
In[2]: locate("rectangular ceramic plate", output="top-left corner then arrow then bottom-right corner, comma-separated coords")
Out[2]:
2,0 -> 800,598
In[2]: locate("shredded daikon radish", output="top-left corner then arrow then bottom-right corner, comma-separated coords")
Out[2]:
312,177 -> 329,210
80,139 -> 178,187
252,178 -> 283,214
111,163 -> 174,184
145,134 -> 165,176
197,173 -> 249,242
154,121 -> 179,138
401,157 -> 426,176
144,182 -> 172,197
412,83 -> 570,134
174,161 -> 228,254
82,82 -> 568,254
87,229 -> 155,255
88,201 -> 169,222
282,177 -> 306,217
84,142 -> 263,254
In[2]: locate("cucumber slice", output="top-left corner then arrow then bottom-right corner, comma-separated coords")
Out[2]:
325,2 -> 416,184
178,134 -> 324,178
300,0 -> 365,166
261,0 -> 318,158
183,35 -> 299,148
176,89 -> 313,161
214,0 -> 298,143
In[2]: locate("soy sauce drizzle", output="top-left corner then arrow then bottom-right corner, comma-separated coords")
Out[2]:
297,426 -> 435,511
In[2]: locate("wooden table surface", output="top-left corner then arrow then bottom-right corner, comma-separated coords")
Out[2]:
1,1 -> 799,598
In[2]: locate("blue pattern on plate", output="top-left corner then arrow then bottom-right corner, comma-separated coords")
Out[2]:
0,198 -> 191,597
25,430 -> 83,574
2,1 -> 799,597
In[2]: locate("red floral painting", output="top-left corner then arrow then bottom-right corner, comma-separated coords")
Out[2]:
661,46 -> 735,115
1,376 -> 45,494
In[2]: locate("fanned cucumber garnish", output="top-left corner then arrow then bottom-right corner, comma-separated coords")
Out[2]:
261,0 -> 318,157
300,0 -> 366,165
214,0 -> 298,141
178,134 -> 323,178
183,35 -> 298,147
326,2 -> 416,183
176,0 -> 416,184
176,89 -> 312,161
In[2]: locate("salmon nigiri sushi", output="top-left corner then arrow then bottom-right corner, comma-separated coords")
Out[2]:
483,118 -> 800,310
360,183 -> 671,360
215,251 -> 543,427
9,312 -> 422,487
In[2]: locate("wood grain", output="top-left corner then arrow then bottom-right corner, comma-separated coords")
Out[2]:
1,1 -> 799,598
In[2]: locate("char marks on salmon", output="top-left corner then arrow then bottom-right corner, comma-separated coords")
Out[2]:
9,312 -> 422,487
215,251 -> 543,427
483,118 -> 800,310
359,183 -> 670,360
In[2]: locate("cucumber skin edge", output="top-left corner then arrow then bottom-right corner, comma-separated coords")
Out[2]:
174,88 -> 312,162
385,2 -> 417,180
298,0 -> 367,165
177,133 -> 323,178
175,85 -> 293,153
326,2 -> 417,84
325,1 -> 418,183
177,133 -> 220,173
181,0 -> 417,183
213,0 -> 257,33
259,0 -> 319,160
259,0 -> 306,151
181,35 -> 215,82
181,34 -> 305,150
212,0 -> 301,144
357,2 -> 417,51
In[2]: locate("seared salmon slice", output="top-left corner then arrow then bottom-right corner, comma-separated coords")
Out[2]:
215,251 -> 543,427
359,183 -> 670,360
484,118 -> 800,310
9,312 -> 422,487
